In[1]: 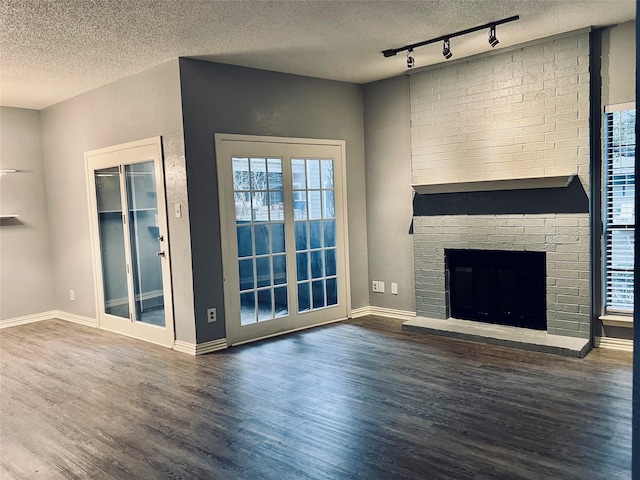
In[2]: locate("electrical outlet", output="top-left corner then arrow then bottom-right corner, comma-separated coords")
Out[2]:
378,281 -> 385,293
391,282 -> 398,295
69,290 -> 75,301
372,281 -> 379,293
207,308 -> 216,323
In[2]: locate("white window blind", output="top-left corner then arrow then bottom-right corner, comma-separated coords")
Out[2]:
604,107 -> 636,313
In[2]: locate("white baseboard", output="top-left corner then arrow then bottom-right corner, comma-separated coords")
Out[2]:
51,310 -> 98,328
0,310 -> 98,329
350,307 -> 371,318
174,338 -> 228,355
350,306 -> 416,321
595,336 -> 633,352
0,311 -> 56,329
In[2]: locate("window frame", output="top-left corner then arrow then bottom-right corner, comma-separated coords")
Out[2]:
602,102 -> 636,316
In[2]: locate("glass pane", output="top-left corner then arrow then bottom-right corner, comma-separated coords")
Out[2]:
271,224 -> 285,253
256,257 -> 271,288
267,158 -> 283,190
311,250 -> 324,279
307,159 -> 321,188
257,289 -> 272,321
312,280 -> 325,309
239,259 -> 254,291
237,226 -> 253,257
95,167 -> 130,319
240,291 -> 256,325
323,190 -> 335,219
269,192 -> 284,221
321,160 -> 334,189
292,159 -> 306,190
294,191 -> 307,220
274,287 -> 288,318
296,252 -> 309,281
610,230 -> 634,269
326,278 -> 338,306
273,255 -> 287,285
298,282 -> 310,313
255,224 -> 270,255
325,249 -> 337,276
324,220 -> 336,247
250,158 -> 267,190
295,222 -> 308,251
252,191 -> 268,222
125,161 -> 165,327
233,158 -> 250,191
308,191 -> 322,219
309,221 -> 322,249
235,191 -> 251,223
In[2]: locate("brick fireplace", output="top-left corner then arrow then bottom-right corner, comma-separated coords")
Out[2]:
408,30 -> 591,345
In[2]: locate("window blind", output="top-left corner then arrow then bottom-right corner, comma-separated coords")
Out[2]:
604,108 -> 636,313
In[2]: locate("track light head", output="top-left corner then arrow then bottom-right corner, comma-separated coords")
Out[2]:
488,25 -> 499,47
407,49 -> 415,69
442,38 -> 452,60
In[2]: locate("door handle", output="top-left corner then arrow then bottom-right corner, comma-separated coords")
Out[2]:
156,251 -> 165,257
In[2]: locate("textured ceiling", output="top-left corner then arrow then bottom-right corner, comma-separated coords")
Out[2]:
0,0 -> 636,110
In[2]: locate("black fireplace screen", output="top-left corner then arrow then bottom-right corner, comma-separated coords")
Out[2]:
446,249 -> 546,330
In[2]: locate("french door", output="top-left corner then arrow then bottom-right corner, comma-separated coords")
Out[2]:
86,137 -> 175,347
216,135 -> 349,345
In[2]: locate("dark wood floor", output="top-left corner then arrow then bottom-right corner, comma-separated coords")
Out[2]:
0,316 -> 632,479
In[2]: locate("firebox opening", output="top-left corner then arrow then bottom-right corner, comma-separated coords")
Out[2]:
446,249 -> 546,330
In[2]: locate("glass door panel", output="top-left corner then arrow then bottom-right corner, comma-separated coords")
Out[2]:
125,161 -> 165,327
292,158 -> 338,314
87,138 -> 174,348
233,156 -> 288,326
94,166 -> 130,319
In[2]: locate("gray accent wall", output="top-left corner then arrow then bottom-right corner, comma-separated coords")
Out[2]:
0,107 -> 55,319
363,76 -> 415,313
178,59 -> 368,343
39,60 -> 197,343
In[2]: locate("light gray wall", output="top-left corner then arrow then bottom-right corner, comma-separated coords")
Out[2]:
0,107 -> 55,319
179,59 -> 368,343
40,60 -> 197,343
363,76 -> 415,313
602,21 -> 636,106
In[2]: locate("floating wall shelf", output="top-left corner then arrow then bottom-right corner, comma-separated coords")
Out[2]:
0,214 -> 19,219
0,169 -> 17,175
412,172 -> 576,195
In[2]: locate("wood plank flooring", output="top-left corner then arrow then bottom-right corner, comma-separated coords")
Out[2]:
0,317 -> 632,479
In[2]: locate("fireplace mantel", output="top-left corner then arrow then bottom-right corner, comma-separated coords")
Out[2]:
412,171 -> 576,195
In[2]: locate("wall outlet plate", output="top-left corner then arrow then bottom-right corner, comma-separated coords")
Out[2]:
207,308 -> 216,323
372,281 -> 379,293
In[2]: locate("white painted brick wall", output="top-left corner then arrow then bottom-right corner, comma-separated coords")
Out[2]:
410,32 -> 590,190
411,32 -> 591,340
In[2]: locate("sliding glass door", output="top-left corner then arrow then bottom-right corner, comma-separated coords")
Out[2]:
86,138 -> 174,347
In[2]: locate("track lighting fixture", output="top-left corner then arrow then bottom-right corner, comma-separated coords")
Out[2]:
488,25 -> 499,47
407,49 -> 415,69
442,39 -> 452,60
382,15 -> 519,68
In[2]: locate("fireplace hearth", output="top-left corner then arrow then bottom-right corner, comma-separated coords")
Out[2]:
446,249 -> 546,330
